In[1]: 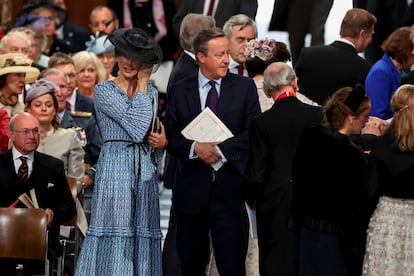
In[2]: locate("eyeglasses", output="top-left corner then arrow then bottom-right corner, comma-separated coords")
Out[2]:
13,128 -> 40,135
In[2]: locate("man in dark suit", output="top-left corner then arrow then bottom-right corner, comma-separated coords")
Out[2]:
0,112 -> 76,274
294,8 -> 377,106
162,13 -> 216,276
354,0 -> 409,64
223,14 -> 257,77
165,27 -> 261,276
172,0 -> 258,38
244,62 -> 322,276
48,52 -> 95,113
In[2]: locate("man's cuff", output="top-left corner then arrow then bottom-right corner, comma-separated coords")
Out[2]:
189,141 -> 198,159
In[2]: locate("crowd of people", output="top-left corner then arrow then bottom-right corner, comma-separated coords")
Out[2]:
1,0 -> 414,275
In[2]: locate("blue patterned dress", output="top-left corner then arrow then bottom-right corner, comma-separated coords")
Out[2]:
75,80 -> 163,275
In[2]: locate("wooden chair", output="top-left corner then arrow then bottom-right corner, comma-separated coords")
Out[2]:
0,207 -> 48,274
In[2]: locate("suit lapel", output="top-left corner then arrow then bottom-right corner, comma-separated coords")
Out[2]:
183,75 -> 202,117
216,74 -> 235,116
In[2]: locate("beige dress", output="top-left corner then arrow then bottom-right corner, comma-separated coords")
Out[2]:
37,127 -> 87,235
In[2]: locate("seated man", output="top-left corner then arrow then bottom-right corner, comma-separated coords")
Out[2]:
0,112 -> 76,274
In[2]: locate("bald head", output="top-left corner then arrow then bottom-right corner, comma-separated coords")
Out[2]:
9,112 -> 40,155
262,62 -> 298,99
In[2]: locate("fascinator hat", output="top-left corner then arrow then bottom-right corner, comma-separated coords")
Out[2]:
25,78 -> 58,102
107,28 -> 163,64
344,83 -> 368,112
86,34 -> 115,55
0,53 -> 40,84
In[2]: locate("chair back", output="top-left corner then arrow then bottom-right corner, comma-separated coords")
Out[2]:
0,207 -> 47,260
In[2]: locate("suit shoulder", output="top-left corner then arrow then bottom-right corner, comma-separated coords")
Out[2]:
35,151 -> 64,166
77,93 -> 94,103
170,73 -> 197,88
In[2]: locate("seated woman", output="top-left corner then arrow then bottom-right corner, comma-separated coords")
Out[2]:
24,78 -> 84,186
24,79 -> 87,238
0,53 -> 40,116
72,50 -> 106,98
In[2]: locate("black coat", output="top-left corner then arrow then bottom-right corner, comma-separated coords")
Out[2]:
295,41 -> 372,105
0,150 -> 76,257
244,96 -> 322,276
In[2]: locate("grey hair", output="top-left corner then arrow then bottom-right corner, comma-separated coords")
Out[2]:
39,67 -> 65,79
179,13 -> 216,53
222,14 -> 258,38
0,30 -> 31,50
263,62 -> 296,92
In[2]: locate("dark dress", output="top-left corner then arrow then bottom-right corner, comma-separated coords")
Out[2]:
292,126 -> 369,276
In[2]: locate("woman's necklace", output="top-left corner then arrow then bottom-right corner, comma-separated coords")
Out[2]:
40,128 -> 54,140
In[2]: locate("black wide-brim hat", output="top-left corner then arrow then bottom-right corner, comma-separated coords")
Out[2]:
108,28 -> 163,64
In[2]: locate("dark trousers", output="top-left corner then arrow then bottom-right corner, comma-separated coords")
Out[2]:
299,227 -> 347,276
162,201 -> 182,276
175,200 -> 249,276
288,0 -> 334,66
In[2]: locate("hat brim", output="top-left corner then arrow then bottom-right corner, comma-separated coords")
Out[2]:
108,28 -> 163,64
0,66 -> 40,84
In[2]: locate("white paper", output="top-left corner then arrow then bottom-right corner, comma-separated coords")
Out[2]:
181,108 -> 233,170
181,107 -> 233,142
245,202 -> 257,239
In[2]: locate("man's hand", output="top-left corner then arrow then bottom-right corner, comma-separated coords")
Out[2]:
194,142 -> 221,164
83,174 -> 93,188
45,208 -> 54,227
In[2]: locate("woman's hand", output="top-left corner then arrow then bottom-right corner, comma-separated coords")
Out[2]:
137,63 -> 153,92
148,121 -> 168,149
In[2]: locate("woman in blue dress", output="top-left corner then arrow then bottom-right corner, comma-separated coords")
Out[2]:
76,28 -> 167,275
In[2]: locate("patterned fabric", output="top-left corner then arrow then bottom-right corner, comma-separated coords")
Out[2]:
362,196 -> 414,275
75,81 -> 163,275
254,79 -> 274,112
17,156 -> 28,182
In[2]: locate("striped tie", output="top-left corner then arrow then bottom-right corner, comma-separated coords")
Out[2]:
18,156 -> 29,182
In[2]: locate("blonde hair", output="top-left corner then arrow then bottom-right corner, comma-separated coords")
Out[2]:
72,51 -> 106,84
385,84 -> 414,151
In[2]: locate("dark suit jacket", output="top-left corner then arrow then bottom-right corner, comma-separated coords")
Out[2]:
61,22 -> 91,53
244,97 -> 322,276
75,91 -> 95,113
163,52 -> 199,189
60,110 -> 77,129
295,40 -> 372,105
165,72 -> 261,214
172,0 -> 258,37
168,52 -> 199,85
0,150 -> 76,256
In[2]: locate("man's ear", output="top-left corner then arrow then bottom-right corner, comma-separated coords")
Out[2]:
292,77 -> 299,92
197,52 -> 205,65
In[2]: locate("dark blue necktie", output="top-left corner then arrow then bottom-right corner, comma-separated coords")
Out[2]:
205,80 -> 218,113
